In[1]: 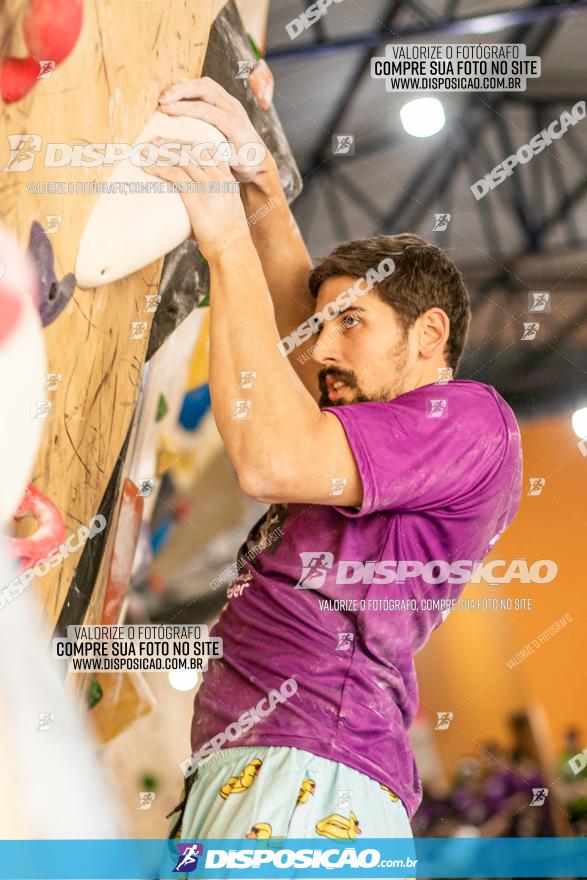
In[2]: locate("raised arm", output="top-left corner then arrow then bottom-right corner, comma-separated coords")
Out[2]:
158,77 -> 321,397
144,153 -> 361,507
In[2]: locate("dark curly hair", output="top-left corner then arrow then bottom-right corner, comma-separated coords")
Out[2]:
308,233 -> 471,372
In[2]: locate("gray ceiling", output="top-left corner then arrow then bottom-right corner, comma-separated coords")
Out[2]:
262,0 -> 587,417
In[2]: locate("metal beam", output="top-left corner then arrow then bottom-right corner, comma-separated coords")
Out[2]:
300,0 -> 402,177
266,0 -> 587,61
375,18 -> 558,235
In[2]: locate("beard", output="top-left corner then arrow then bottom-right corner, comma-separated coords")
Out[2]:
318,338 -> 410,408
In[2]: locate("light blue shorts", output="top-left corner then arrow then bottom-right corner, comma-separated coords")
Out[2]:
168,745 -> 413,841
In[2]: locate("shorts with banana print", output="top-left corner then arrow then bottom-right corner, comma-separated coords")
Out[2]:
167,745 -> 413,841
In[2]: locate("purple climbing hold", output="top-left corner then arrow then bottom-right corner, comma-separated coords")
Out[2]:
27,221 -> 76,326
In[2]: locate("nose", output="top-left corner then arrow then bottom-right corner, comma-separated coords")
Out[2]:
311,322 -> 343,366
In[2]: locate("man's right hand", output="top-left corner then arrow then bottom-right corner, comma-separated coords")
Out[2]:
158,76 -> 276,184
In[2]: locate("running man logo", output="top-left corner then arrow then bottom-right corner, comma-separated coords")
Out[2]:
233,399 -> 252,419
436,367 -> 453,384
144,294 -> 161,313
32,401 -> 51,421
137,791 -> 156,810
528,477 -> 546,497
329,476 -> 347,496
129,321 -> 148,340
43,215 -> 62,234
36,712 -> 55,731
239,371 -> 257,389
521,322 -> 539,340
173,843 -> 204,873
337,789 -> 354,809
427,398 -> 448,418
38,60 -> 56,79
137,479 -> 154,497
44,373 -> 62,392
433,213 -> 451,231
332,134 -> 355,155
530,788 -> 549,806
528,292 -> 551,313
295,552 -> 334,589
3,134 -> 42,172
336,632 -> 354,651
435,711 -> 453,730
236,60 -> 255,79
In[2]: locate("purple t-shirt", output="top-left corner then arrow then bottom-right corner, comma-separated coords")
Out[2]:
190,380 -> 522,818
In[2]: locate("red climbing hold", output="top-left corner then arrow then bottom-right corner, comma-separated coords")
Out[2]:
1,57 -> 41,103
23,0 -> 84,65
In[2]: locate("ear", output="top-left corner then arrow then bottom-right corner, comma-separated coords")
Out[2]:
417,308 -> 450,359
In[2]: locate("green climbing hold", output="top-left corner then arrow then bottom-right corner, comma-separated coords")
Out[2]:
141,773 -> 159,791
247,34 -> 262,61
156,393 -> 168,422
197,291 -> 210,308
87,677 -> 103,709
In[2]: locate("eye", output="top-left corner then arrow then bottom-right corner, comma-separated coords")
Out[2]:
341,313 -> 360,329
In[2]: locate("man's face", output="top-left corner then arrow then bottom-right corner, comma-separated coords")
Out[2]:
312,275 -> 417,407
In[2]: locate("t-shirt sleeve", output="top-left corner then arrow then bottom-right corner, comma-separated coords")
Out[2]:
323,385 -> 513,517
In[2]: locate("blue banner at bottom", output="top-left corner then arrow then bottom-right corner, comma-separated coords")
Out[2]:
0,837 -> 585,878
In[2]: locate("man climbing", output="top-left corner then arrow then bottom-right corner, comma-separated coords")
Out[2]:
146,78 -> 522,841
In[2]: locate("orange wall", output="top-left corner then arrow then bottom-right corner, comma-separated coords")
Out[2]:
415,409 -> 587,773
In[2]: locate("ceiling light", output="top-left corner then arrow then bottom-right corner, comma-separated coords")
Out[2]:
400,97 -> 446,138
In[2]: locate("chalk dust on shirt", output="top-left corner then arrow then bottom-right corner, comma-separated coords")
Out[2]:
190,380 -> 523,818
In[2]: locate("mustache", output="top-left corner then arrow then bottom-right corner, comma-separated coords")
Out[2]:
318,368 -> 359,396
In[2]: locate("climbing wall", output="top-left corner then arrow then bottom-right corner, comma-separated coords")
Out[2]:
0,0 -> 217,631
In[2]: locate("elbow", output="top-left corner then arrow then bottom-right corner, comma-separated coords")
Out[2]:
237,463 -> 290,505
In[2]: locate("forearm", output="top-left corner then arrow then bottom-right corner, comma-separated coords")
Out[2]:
208,235 -> 319,489
239,159 -> 315,338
